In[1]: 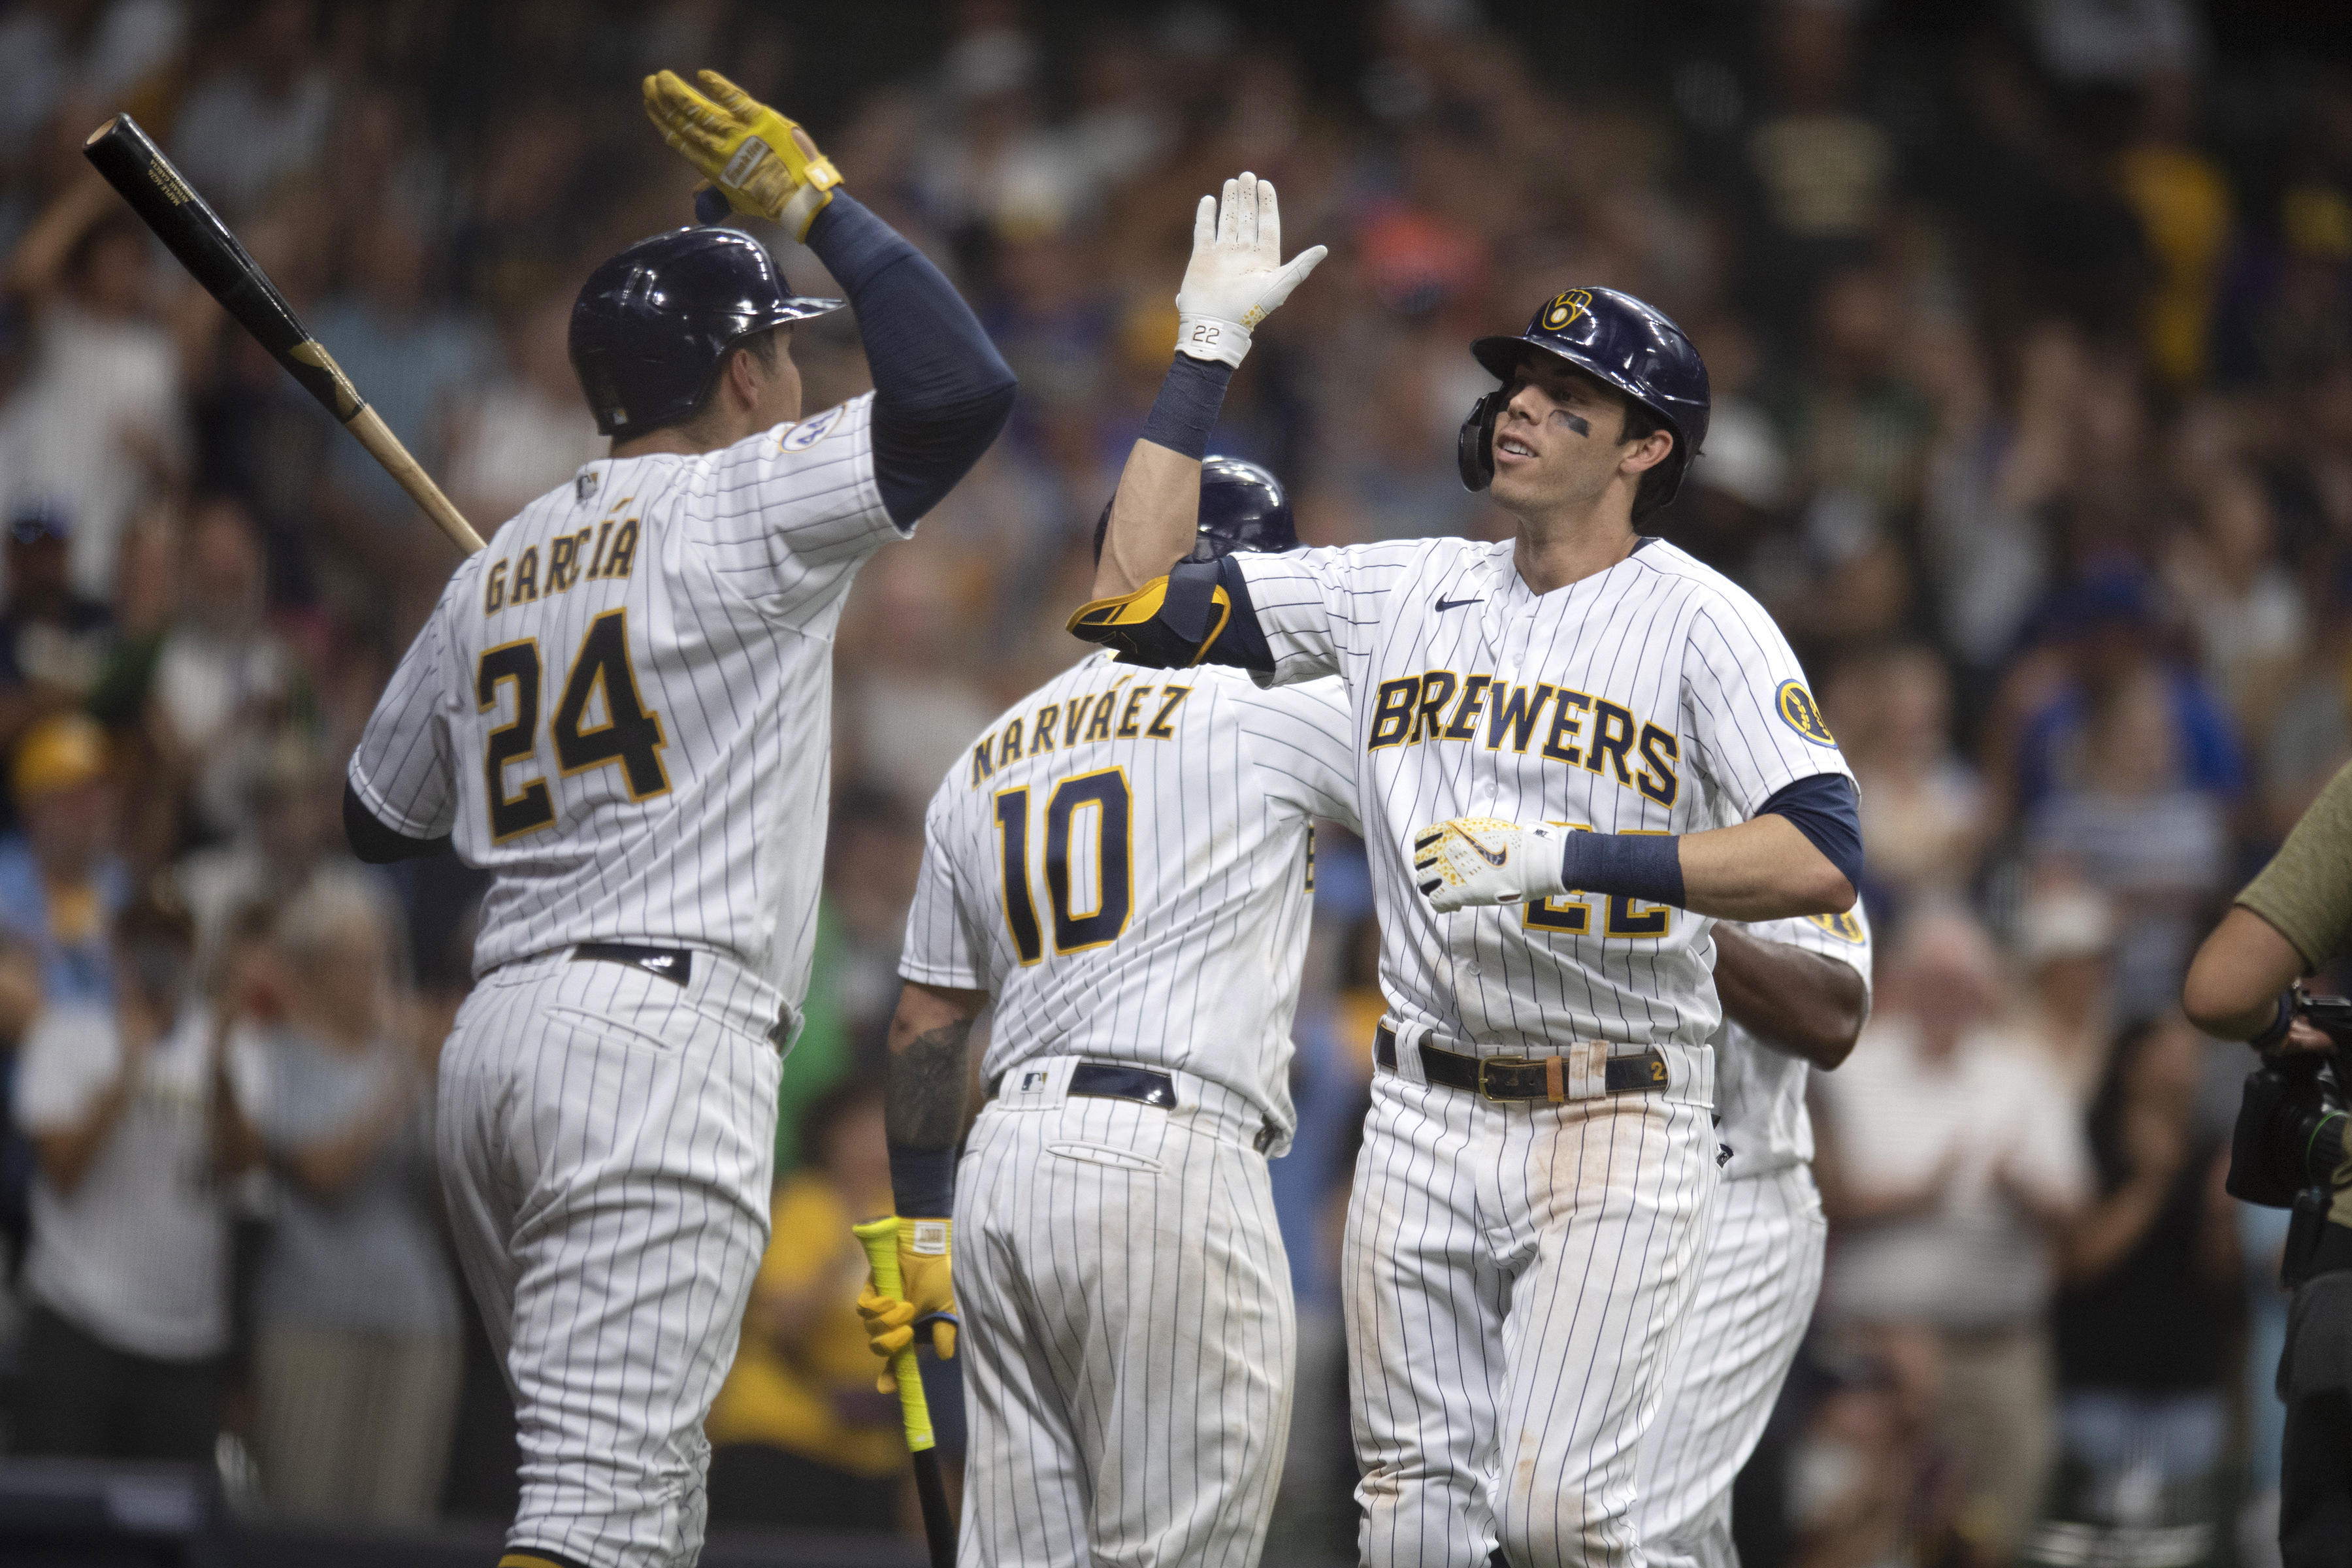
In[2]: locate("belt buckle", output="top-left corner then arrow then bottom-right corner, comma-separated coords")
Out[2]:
1477,1054 -> 1528,1101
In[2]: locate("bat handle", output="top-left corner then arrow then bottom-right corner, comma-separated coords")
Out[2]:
851,1217 -> 937,1452
346,406 -> 487,556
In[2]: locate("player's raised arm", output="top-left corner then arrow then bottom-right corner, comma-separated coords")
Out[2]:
1086,172 -> 1324,602
644,70 -> 1015,525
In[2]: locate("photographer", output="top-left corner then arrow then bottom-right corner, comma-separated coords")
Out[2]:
2183,759 -> 2352,1567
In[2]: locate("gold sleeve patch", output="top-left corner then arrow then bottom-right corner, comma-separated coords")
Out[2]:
1806,910 -> 1866,943
1774,680 -> 1837,747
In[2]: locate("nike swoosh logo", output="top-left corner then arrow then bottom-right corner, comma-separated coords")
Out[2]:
1434,596 -> 1480,612
1457,825 -> 1509,866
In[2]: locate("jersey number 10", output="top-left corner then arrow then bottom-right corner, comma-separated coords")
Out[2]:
476,611 -> 672,842
993,769 -> 1133,964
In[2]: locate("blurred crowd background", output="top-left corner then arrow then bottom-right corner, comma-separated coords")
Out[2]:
0,0 -> 2347,1563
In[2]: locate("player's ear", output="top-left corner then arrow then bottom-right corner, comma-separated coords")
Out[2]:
1620,427 -> 1674,478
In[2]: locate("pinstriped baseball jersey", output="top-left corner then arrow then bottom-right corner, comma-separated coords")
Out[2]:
1714,904 -> 1874,1179
898,651 -> 1357,1140
1231,535 -> 1854,1055
348,394 -> 897,1008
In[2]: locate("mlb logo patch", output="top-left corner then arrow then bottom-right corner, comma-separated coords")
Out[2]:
1017,1071 -> 1049,1094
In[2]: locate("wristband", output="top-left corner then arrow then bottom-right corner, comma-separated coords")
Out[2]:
2249,988 -> 2297,1052
1560,830 -> 1685,909
888,1145 -> 955,1220
1137,354 -> 1234,462
1176,312 -> 1250,368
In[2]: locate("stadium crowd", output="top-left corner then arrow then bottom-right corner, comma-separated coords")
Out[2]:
0,0 -> 2345,1563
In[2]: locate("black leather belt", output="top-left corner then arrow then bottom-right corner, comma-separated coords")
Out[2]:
1375,1022 -> 1668,1102
572,943 -> 693,987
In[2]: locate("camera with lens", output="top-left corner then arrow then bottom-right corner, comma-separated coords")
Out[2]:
2227,993 -> 2352,1285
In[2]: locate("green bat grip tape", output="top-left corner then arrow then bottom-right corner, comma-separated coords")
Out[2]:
852,1216 -> 938,1454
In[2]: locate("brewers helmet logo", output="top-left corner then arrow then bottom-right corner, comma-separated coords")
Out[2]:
1541,290 -> 1592,332
1774,680 -> 1836,747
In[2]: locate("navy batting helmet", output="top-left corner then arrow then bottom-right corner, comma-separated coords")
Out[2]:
570,227 -> 842,438
1457,287 -> 1710,506
1092,456 -> 1296,566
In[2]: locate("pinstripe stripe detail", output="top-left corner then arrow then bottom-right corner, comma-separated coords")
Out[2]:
956,1094 -> 1294,1566
438,951 -> 781,1568
1633,1166 -> 1827,1568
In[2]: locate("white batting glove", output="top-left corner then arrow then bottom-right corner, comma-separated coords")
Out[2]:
1413,817 -> 1569,912
1173,171 -> 1328,368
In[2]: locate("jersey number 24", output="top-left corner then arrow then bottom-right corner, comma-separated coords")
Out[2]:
476,610 -> 671,842
993,768 -> 1132,963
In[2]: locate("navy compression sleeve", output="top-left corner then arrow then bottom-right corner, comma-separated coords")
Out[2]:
343,781 -> 448,864
802,195 -> 1016,527
1757,773 -> 1865,895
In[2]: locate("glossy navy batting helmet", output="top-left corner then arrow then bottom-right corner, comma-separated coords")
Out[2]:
1092,455 -> 1297,566
570,227 -> 841,438
1457,287 -> 1710,506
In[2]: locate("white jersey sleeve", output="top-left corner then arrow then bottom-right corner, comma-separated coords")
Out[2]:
1714,904 -> 1874,1179
687,394 -> 900,621
1680,588 -> 1854,813
347,580 -> 463,840
1230,541 -> 1446,686
900,798 -> 994,994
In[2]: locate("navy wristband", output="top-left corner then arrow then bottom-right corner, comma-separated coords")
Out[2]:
1138,354 -> 1234,461
888,1146 -> 956,1219
1561,830 -> 1685,908
2249,989 -> 2297,1051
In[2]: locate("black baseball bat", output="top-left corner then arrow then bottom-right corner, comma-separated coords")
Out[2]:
81,113 -> 484,555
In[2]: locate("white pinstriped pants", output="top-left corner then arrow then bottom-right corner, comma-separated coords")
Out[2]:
1633,1166 -> 1826,1568
437,949 -> 783,1568
955,1057 -> 1296,1568
1345,1040 -> 1720,1568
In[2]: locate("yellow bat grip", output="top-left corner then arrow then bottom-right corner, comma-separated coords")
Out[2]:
853,1216 -> 937,1454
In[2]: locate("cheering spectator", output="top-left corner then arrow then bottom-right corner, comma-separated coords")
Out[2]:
2046,1015 -> 2236,1539
442,296 -> 605,530
0,713 -> 128,1006
166,0 -> 331,220
1817,904 -> 2092,1563
704,1077 -> 909,1533
146,495 -> 304,842
10,891 -> 257,1463
246,879 -> 457,1520
2011,882 -> 2121,1100
0,189 -> 186,602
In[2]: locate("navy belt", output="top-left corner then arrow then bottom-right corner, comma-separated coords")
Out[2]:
1374,1022 -> 1668,1102
988,1061 -> 1176,1107
985,1062 -> 1280,1153
572,943 -> 693,987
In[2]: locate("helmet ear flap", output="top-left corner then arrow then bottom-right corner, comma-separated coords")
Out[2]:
1458,391 -> 1505,493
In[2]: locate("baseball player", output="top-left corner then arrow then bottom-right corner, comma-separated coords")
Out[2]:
341,71 -> 1013,1568
1634,907 -> 1873,1568
1074,214 -> 1865,1566
863,394 -> 1360,1568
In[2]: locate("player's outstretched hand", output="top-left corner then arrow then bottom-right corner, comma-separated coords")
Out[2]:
855,1217 -> 957,1393
1413,817 -> 1570,912
1173,171 -> 1327,369
642,69 -> 843,239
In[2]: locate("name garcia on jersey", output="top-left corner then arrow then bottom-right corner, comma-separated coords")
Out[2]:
1367,671 -> 1680,808
482,508 -> 644,616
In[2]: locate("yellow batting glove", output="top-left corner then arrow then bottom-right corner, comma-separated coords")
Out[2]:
642,69 -> 843,240
855,1217 -> 956,1393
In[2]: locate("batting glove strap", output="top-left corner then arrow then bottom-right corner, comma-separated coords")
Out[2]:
1559,829 -> 1685,909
